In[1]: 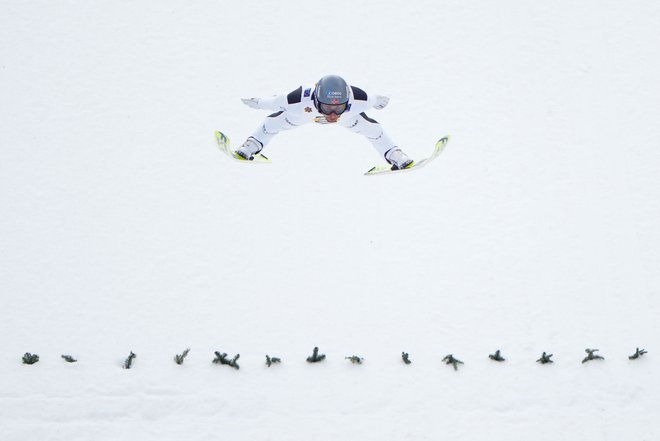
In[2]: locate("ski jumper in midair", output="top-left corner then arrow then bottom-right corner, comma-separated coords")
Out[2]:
237,75 -> 414,170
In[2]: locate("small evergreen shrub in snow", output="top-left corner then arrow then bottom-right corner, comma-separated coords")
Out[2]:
61,355 -> 77,363
629,348 -> 647,360
123,352 -> 137,369
22,353 -> 39,365
442,354 -> 464,371
213,352 -> 240,370
536,352 -> 554,364
345,355 -> 364,364
489,350 -> 506,362
174,349 -> 190,365
265,355 -> 281,367
582,348 -> 605,364
306,347 -> 326,363
402,352 -> 412,365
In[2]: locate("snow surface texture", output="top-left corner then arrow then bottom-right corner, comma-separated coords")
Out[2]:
1,1 -> 660,440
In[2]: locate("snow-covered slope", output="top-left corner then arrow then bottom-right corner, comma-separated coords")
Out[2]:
1,1 -> 659,440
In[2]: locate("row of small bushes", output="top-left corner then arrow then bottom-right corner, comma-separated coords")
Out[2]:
19,347 -> 648,371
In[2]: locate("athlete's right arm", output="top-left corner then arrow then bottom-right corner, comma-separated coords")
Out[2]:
241,86 -> 306,111
241,95 -> 287,110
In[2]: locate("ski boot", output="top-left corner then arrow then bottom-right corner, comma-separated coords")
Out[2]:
385,147 -> 414,170
235,137 -> 264,161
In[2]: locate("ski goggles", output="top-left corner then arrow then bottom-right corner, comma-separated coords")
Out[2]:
318,102 -> 348,115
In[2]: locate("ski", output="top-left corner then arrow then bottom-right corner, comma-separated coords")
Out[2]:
214,131 -> 271,163
364,135 -> 450,176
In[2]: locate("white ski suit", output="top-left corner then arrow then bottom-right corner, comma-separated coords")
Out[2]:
245,85 -> 398,160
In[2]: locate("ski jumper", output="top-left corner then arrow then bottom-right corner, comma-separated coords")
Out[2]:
247,85 -> 397,160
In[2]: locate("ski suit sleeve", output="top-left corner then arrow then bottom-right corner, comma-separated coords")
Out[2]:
253,94 -> 288,111
251,86 -> 307,111
367,94 -> 389,110
349,86 -> 388,111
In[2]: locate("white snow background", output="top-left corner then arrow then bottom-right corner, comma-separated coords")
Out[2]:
1,0 -> 660,440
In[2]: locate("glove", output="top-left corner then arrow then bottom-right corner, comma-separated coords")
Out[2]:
373,95 -> 390,110
241,98 -> 260,109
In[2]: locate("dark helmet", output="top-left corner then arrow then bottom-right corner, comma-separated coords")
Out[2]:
314,75 -> 350,115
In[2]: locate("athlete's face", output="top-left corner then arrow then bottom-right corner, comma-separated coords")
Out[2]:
318,101 -> 347,123
325,112 -> 340,122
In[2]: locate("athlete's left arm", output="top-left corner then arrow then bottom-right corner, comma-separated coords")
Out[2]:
351,85 -> 389,110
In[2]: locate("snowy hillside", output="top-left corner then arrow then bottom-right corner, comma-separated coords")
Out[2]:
1,1 -> 660,440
